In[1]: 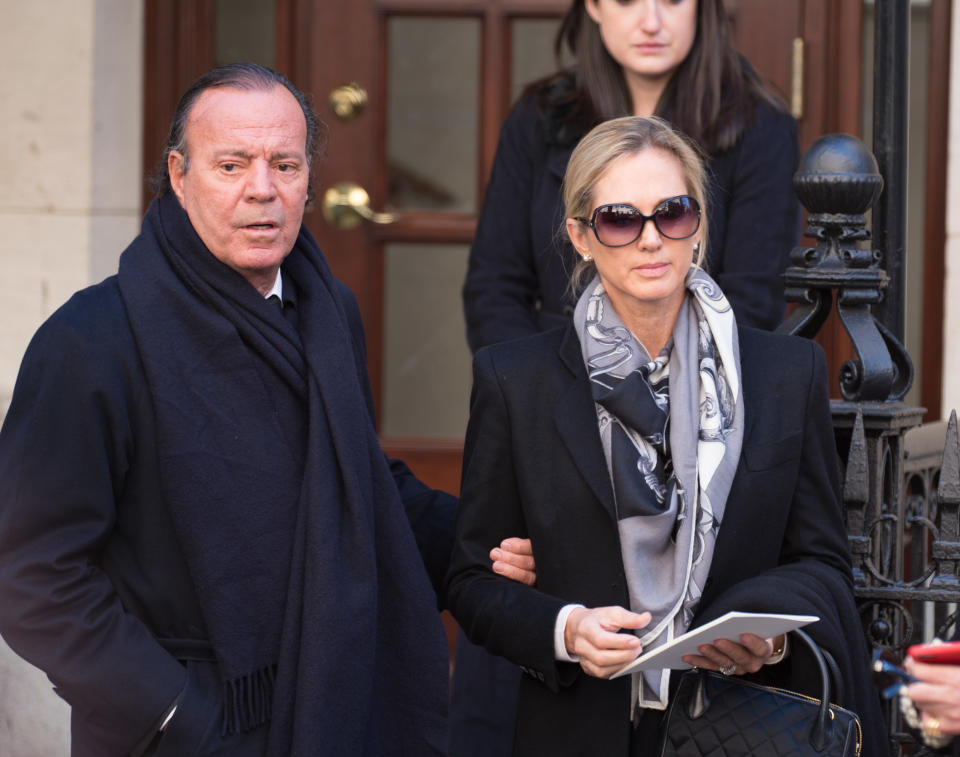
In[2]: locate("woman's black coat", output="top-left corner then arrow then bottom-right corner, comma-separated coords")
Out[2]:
445,324 -> 886,756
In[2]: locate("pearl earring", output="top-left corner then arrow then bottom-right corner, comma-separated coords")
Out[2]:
581,250 -> 593,262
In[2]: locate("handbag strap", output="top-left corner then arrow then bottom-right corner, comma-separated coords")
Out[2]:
790,628 -> 832,750
820,644 -> 845,706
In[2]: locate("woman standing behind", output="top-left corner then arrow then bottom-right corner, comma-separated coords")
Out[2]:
447,116 -> 884,757
462,0 -> 799,352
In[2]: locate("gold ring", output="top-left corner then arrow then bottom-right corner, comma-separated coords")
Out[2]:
925,716 -> 943,740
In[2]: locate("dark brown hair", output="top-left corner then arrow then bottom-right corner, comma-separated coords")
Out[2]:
150,63 -> 327,202
539,0 -> 785,154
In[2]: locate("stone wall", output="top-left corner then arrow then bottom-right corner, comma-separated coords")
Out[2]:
945,0 -> 960,417
0,0 -> 142,414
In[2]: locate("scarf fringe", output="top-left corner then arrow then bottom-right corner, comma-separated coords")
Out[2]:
222,664 -> 277,735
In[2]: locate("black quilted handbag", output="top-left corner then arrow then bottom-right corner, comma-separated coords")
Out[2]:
659,629 -> 862,756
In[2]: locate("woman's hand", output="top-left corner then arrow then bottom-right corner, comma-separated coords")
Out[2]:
490,537 -> 536,586
564,606 -> 651,679
681,633 -> 779,675
904,657 -> 960,736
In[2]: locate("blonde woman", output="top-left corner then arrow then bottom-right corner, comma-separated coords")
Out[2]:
447,116 -> 884,757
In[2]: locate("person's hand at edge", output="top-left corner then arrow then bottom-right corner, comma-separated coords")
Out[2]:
904,656 -> 960,737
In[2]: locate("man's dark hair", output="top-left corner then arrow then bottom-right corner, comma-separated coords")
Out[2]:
150,62 -> 327,202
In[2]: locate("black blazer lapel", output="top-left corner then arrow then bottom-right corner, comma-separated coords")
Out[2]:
698,340 -> 787,607
553,326 -> 618,522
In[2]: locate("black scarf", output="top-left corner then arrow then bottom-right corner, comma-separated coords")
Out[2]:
117,193 -> 448,755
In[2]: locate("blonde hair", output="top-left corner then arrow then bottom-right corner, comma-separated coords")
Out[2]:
563,116 -> 709,293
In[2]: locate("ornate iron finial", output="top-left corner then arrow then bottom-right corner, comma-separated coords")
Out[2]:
778,134 -> 913,402
932,411 -> 960,588
938,411 -> 960,503
843,410 -> 870,586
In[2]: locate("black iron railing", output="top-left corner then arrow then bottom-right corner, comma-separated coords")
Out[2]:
779,129 -> 959,753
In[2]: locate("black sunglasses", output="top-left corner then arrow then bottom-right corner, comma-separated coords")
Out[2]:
576,195 -> 701,247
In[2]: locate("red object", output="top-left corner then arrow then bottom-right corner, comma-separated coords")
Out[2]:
907,641 -> 960,664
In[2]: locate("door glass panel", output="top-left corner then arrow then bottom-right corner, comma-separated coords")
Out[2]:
381,243 -> 471,438
387,17 -> 480,212
511,18 -> 564,102
214,0 -> 275,66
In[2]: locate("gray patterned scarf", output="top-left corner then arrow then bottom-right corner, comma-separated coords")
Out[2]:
572,268 -> 744,711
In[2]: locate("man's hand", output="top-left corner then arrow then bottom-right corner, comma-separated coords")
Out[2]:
490,538 -> 536,586
681,633 -> 777,676
905,657 -> 960,735
564,606 -> 651,678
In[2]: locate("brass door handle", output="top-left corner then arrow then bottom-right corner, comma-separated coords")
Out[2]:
321,182 -> 398,229
329,83 -> 367,121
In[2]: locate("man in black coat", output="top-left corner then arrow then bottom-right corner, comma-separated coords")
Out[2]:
0,63 -> 458,757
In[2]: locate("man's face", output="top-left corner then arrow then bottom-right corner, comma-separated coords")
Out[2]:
168,85 -> 309,295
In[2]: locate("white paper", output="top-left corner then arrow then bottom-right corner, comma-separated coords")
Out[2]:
610,611 -> 818,679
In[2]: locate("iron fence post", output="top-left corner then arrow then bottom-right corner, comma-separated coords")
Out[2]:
872,0 -> 910,342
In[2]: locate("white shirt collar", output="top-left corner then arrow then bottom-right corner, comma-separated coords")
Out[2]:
265,269 -> 283,301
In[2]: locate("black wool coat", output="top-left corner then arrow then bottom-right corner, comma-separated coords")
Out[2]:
462,92 -> 800,352
0,275 -> 456,757
445,324 -> 886,756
